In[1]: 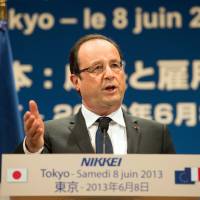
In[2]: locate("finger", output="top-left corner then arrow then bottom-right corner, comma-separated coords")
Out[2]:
31,127 -> 44,142
29,100 -> 40,118
24,115 -> 35,131
25,120 -> 40,138
23,111 -> 31,122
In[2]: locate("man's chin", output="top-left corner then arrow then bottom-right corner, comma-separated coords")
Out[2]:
102,97 -> 121,108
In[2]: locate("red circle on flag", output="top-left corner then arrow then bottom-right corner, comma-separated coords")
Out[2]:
12,170 -> 22,180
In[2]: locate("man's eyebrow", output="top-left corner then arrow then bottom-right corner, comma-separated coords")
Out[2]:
89,60 -> 103,66
110,59 -> 121,62
91,59 -> 120,65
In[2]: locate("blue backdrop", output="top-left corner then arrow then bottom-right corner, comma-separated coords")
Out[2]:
7,0 -> 200,154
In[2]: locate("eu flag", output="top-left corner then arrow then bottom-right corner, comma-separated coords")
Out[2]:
0,19 -> 24,180
175,168 -> 195,184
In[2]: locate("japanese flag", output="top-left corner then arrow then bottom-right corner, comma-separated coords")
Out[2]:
7,168 -> 28,183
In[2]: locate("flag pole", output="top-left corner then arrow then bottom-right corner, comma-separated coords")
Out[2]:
0,0 -> 7,21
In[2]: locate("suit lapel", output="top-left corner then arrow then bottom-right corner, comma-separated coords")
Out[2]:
69,109 -> 140,154
123,112 -> 141,153
71,110 -> 95,153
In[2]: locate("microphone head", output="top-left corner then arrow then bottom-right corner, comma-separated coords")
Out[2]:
98,117 -> 111,132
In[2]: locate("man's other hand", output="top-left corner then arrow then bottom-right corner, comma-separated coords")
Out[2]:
24,100 -> 45,153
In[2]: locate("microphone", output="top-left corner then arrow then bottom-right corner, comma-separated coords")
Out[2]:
99,117 -> 110,132
98,117 -> 111,153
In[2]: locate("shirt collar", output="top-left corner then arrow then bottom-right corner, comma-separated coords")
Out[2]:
81,104 -> 126,128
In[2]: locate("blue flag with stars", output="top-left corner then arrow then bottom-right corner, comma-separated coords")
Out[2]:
0,19 -> 24,181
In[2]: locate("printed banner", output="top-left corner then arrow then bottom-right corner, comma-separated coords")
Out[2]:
7,0 -> 200,153
1,154 -> 200,196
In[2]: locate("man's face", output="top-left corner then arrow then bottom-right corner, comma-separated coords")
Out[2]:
71,39 -> 126,115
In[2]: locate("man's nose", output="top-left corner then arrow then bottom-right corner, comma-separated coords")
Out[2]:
104,64 -> 114,78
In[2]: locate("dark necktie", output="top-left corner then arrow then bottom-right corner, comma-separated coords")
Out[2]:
95,117 -> 113,153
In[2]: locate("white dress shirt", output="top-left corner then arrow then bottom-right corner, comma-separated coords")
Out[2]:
24,105 -> 127,154
81,105 -> 127,154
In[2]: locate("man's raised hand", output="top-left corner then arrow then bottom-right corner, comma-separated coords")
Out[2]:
24,100 -> 45,153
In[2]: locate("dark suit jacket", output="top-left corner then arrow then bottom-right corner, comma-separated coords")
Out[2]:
15,110 -> 175,154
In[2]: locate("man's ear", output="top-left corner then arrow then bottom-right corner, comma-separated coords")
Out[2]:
70,74 -> 80,92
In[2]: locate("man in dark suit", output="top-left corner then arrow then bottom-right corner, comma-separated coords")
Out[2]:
16,34 -> 175,154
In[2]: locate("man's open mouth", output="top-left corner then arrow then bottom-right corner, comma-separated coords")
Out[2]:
104,85 -> 116,92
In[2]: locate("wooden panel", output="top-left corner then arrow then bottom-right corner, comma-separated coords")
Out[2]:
10,196 -> 199,200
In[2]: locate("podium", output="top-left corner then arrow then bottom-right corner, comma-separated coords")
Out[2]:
1,154 -> 200,200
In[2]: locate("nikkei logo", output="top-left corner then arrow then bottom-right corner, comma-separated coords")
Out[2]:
7,168 -> 28,183
175,167 -> 200,184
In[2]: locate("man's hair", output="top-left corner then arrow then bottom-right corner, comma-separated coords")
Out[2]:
69,34 -> 123,75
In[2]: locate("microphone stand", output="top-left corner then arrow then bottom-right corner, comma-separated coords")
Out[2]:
103,129 -> 106,153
